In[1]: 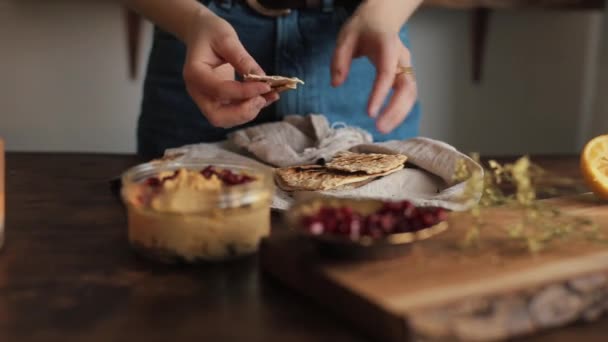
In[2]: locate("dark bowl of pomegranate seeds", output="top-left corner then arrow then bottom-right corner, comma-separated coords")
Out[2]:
286,197 -> 449,260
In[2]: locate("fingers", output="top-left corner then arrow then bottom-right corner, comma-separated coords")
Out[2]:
375,73 -> 417,133
262,91 -> 280,107
367,40 -> 399,118
189,91 -> 268,128
182,21 -> 274,129
213,33 -> 265,76
184,61 -> 271,101
376,45 -> 417,133
331,31 -> 357,87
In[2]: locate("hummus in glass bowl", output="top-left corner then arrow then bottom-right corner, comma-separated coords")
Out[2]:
121,160 -> 274,263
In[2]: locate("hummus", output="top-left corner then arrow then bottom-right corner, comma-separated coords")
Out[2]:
123,167 -> 272,263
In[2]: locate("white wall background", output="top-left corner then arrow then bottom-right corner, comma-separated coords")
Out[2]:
0,0 -> 603,155
0,0 -> 152,154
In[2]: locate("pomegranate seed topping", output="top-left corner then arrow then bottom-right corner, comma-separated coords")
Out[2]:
436,208 -> 449,221
200,166 -> 216,179
369,228 -> 383,239
240,175 -> 255,183
300,200 -> 449,240
325,217 -> 338,233
309,222 -> 324,235
199,166 -> 255,185
161,169 -> 180,182
339,206 -> 354,216
382,202 -> 403,212
319,207 -> 336,217
421,212 -> 436,227
337,221 -> 351,235
145,177 -> 161,187
350,218 -> 362,239
396,219 -> 411,233
379,215 -> 397,233
366,214 -> 381,232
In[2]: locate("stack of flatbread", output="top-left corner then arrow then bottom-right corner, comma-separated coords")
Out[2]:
243,74 -> 304,92
275,151 -> 408,192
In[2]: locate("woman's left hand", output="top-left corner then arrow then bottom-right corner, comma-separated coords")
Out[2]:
331,0 -> 419,134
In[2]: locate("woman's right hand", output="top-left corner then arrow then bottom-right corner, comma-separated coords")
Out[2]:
182,8 -> 279,128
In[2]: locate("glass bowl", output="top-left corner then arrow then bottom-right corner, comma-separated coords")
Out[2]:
120,159 -> 274,263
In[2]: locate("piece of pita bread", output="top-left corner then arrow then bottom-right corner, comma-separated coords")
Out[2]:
325,151 -> 408,175
274,164 -> 404,192
243,74 -> 304,92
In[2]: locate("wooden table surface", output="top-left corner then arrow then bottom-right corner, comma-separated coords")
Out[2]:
1,152 -> 606,342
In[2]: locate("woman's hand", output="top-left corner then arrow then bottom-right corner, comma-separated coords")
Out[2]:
182,9 -> 279,128
331,0 -> 420,134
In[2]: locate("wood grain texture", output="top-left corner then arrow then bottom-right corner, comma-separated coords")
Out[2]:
261,156 -> 608,341
1,153 -> 608,342
323,195 -> 608,310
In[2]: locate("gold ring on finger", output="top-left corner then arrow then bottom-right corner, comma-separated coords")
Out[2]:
396,66 -> 414,76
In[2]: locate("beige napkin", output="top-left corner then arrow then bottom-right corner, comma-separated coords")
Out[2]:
165,114 -> 483,211
228,114 -> 373,167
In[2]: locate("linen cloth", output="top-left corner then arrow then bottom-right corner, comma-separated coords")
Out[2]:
164,115 -> 484,211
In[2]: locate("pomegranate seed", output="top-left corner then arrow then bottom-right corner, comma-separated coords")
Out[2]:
396,219 -> 411,233
319,207 -> 337,219
379,215 -> 397,233
145,177 -> 161,187
436,208 -> 448,221
350,218 -> 362,239
200,166 -> 256,185
324,218 -> 338,233
301,216 -> 315,227
337,220 -> 351,235
240,175 -> 255,184
366,214 -> 381,232
201,166 -> 216,179
421,212 -> 436,227
382,202 -> 402,212
309,222 -> 324,235
402,202 -> 416,218
159,170 -> 179,183
339,206 -> 354,216
369,228 -> 383,239
410,218 -> 424,231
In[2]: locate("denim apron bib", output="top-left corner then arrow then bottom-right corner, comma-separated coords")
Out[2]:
137,0 -> 421,158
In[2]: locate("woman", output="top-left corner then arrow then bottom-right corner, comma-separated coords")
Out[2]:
123,0 -> 422,158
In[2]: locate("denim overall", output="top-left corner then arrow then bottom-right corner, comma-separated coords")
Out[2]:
137,0 -> 421,158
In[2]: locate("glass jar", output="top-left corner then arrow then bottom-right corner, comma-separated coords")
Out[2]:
120,159 -> 274,263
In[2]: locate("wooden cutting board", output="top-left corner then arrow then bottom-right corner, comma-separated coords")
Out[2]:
260,194 -> 608,341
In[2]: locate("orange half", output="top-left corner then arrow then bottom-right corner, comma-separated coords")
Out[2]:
581,134 -> 608,200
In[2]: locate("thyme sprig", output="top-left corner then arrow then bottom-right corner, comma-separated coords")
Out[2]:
454,155 -> 602,253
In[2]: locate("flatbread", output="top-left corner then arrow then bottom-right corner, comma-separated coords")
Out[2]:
243,74 -> 304,92
274,164 -> 404,192
325,151 -> 408,174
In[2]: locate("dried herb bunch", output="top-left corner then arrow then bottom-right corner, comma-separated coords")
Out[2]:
454,155 -> 603,252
